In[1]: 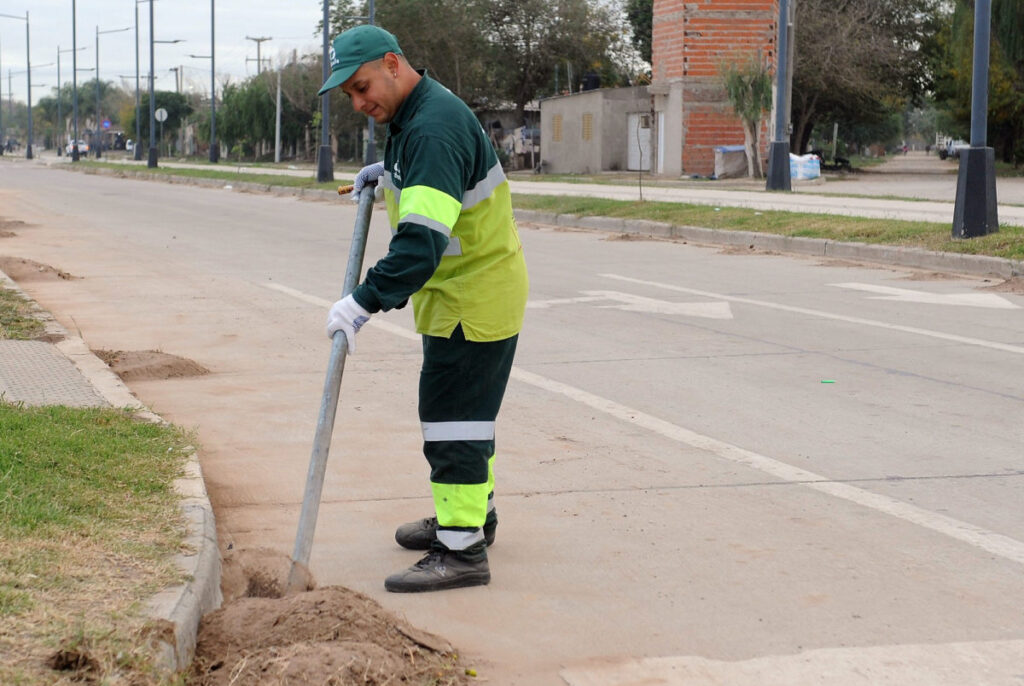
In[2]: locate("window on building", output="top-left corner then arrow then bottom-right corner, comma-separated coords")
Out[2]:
582,113 -> 594,141
552,115 -> 563,142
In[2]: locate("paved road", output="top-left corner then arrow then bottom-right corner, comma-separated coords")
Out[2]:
3,162 -> 1024,684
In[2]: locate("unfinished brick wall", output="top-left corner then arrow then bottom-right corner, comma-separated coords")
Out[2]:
652,0 -> 779,176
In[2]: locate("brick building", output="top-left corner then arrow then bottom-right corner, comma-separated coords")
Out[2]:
650,0 -> 780,177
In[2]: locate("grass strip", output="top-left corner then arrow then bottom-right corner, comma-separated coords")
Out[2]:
0,402 -> 194,685
511,193 -> 1024,261
0,287 -> 45,340
77,160 -> 348,191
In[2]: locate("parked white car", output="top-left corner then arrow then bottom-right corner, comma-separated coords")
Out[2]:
65,140 -> 90,154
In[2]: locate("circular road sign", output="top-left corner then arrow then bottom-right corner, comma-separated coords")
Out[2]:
102,119 -> 111,129
155,108 -> 168,123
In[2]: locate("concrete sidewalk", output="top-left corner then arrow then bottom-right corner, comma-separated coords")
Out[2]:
0,269 -> 221,675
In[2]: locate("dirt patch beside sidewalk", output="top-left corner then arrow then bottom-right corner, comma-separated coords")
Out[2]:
0,256 -> 75,281
187,548 -> 472,686
93,349 -> 210,382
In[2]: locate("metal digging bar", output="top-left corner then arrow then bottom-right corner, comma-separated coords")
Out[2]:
287,181 -> 376,592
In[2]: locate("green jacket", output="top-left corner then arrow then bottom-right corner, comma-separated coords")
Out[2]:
351,73 -> 528,342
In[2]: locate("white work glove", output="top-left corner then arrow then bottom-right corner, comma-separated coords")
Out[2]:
351,161 -> 385,203
325,294 -> 372,353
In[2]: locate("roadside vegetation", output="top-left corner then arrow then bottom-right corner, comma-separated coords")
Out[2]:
0,287 -> 44,340
511,194 -> 1024,261
0,293 -> 194,685
76,160 -> 347,191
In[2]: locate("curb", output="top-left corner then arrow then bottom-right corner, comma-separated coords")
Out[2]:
0,269 -> 222,675
56,162 -> 1024,279
514,210 -> 1024,279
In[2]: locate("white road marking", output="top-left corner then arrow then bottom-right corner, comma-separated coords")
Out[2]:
527,295 -> 610,309
603,273 -> 1024,355
529,290 -> 733,319
561,639 -> 1024,686
832,282 -> 1019,309
265,281 -> 1024,568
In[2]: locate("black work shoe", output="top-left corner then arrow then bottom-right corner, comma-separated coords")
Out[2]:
384,543 -> 490,593
394,509 -> 498,550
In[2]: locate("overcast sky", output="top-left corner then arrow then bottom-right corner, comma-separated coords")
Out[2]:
1,0 -> 328,103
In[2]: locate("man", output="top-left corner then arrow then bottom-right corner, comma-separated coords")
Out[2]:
319,25 -> 528,593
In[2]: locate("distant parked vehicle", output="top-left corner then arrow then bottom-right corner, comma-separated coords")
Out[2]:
939,139 -> 968,160
125,139 -> 134,152
65,140 -> 90,155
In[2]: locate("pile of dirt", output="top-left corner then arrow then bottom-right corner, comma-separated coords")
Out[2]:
982,276 -> 1024,294
0,218 -> 29,238
0,256 -> 75,281
93,349 -> 210,382
188,548 -> 471,686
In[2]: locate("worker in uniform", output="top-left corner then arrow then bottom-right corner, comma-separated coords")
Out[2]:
319,25 -> 528,593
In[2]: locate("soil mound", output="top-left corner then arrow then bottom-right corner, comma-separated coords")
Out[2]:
94,349 -> 210,382
0,256 -> 75,281
983,277 -> 1024,294
189,548 -> 470,685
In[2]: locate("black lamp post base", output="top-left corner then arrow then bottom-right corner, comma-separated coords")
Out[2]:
316,144 -> 334,183
26,145 -> 33,160
209,142 -> 220,164
147,146 -> 158,168
765,141 -> 791,191
953,146 -> 998,238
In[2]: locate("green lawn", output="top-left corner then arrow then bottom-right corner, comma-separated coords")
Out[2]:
511,194 -> 1024,261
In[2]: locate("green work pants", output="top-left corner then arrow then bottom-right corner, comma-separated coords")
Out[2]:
419,323 -> 517,550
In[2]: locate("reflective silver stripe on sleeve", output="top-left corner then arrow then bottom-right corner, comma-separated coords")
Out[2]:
437,528 -> 485,549
421,421 -> 495,442
402,213 -> 452,238
443,237 -> 462,256
461,162 -> 507,209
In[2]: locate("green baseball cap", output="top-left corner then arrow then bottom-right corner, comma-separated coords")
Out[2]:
318,25 -> 402,96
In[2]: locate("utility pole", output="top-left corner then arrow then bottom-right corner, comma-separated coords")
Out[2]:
245,35 -> 271,75
952,0 -> 998,238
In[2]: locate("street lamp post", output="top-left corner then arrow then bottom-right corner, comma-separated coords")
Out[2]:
0,11 -> 32,158
95,25 -> 130,159
953,0 -> 998,238
1,35 -> 4,155
210,0 -> 218,162
188,1 -> 218,162
56,46 -> 86,158
316,0 -> 332,182
765,0 -> 792,191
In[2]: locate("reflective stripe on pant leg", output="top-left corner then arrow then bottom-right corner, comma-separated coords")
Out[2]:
420,325 -> 517,544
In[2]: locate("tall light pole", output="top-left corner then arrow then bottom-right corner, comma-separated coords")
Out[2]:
148,0 -> 156,167
316,0 -> 333,182
56,45 -> 86,158
1,35 -> 5,154
0,11 -> 32,158
96,25 -> 130,159
133,0 -> 147,161
765,0 -> 793,191
146,0 -> 184,169
953,0 -> 998,238
190,36 -> 219,161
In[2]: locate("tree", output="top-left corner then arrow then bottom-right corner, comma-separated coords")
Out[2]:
931,0 -> 1024,164
789,0 -> 942,154
625,0 -> 652,65
721,55 -> 772,178
328,0 -> 637,122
